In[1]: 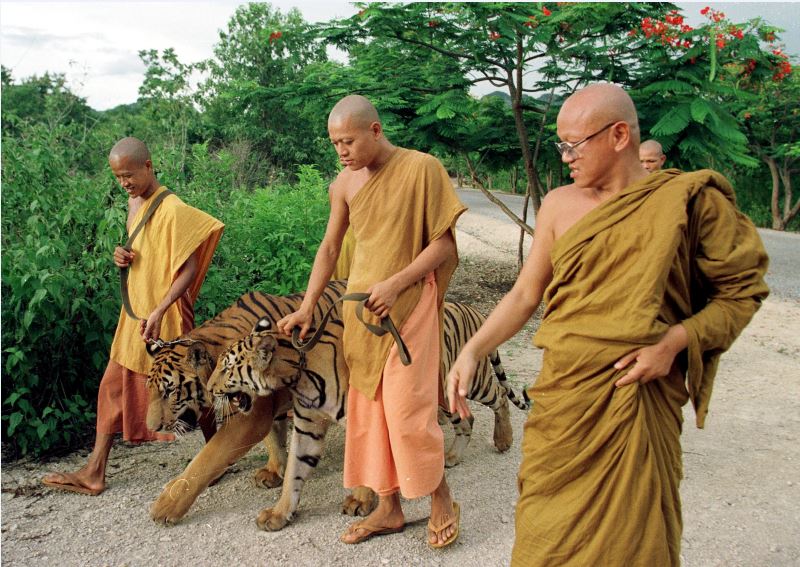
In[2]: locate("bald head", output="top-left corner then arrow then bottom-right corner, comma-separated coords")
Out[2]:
559,83 -> 640,143
556,83 -> 648,191
109,137 -> 151,166
639,139 -> 666,173
328,95 -> 381,130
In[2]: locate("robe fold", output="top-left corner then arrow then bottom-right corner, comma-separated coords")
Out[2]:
109,186 -> 224,375
513,169 -> 769,566
343,148 -> 466,400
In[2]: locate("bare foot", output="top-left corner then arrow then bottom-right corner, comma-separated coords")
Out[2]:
42,468 -> 105,496
340,494 -> 404,544
429,481 -> 459,546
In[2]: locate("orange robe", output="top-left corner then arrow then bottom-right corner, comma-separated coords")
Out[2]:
97,186 -> 223,442
342,148 -> 466,495
513,170 -> 768,566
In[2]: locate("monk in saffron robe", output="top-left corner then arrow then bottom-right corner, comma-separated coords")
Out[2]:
448,84 -> 768,566
279,95 -> 466,547
43,137 -> 224,496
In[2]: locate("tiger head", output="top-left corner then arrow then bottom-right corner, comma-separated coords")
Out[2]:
145,339 -> 216,435
207,318 -> 302,418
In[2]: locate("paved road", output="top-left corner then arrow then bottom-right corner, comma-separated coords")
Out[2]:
457,187 -> 800,301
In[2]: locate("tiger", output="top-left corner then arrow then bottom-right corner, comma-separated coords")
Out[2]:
207,300 -> 529,531
144,280 -> 375,525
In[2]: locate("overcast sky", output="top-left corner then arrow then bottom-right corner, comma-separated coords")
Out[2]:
1,1 -> 798,111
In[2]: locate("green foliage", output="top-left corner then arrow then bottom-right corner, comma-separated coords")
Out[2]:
2,118 -> 123,456
181,164 -> 331,322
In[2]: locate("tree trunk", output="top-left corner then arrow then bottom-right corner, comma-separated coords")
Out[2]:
766,157 -> 785,230
465,155 -> 534,236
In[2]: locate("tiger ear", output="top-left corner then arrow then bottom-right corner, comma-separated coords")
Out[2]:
254,317 -> 272,332
254,334 -> 277,365
186,342 -> 210,369
146,341 -> 163,357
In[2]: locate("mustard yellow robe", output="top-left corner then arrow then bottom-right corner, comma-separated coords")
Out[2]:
109,186 -> 224,374
343,148 -> 466,399
513,170 -> 769,566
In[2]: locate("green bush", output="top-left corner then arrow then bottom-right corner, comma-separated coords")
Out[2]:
1,123 -> 125,456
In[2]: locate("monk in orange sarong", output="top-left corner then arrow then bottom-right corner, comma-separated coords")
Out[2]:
448,84 -> 768,566
43,137 -> 224,496
278,95 -> 466,548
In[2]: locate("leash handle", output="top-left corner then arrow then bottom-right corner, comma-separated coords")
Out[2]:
291,292 -> 412,366
119,189 -> 174,321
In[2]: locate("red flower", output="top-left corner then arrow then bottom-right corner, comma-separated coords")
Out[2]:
489,31 -> 501,41
700,6 -> 710,15
716,38 -> 726,49
682,39 -> 692,49
269,30 -> 282,42
542,6 -> 552,16
681,24 -> 693,33
765,32 -> 775,41
628,29 -> 637,37
744,112 -> 751,120
428,20 -> 439,27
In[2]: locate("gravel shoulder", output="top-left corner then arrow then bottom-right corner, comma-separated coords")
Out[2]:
2,198 -> 799,566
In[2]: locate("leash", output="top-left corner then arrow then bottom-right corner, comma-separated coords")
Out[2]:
119,189 -> 174,321
291,293 -> 412,366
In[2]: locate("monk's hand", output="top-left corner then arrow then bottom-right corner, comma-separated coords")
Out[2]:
141,308 -> 165,342
277,308 -> 313,340
447,352 -> 477,420
614,324 -> 688,387
114,246 -> 134,268
365,278 -> 401,319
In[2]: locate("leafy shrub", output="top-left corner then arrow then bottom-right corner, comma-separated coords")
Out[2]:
1,122 -> 125,456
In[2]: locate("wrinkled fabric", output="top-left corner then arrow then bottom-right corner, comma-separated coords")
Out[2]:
343,273 -> 443,498
109,186 -> 224,374
344,148 -> 466,399
513,169 -> 769,566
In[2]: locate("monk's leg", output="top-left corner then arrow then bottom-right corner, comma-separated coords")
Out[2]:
383,273 -> 457,545
42,361 -> 127,494
341,384 -> 404,543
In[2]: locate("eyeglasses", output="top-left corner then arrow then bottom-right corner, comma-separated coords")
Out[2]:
554,122 -> 618,157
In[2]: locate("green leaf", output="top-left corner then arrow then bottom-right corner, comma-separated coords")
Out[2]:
7,412 -> 23,436
650,104 -> 692,137
690,99 -> 712,125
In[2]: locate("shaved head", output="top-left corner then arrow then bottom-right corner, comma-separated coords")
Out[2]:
639,139 -> 667,173
559,83 -> 640,144
109,137 -> 151,166
556,83 -> 648,191
640,140 -> 664,155
328,95 -> 381,130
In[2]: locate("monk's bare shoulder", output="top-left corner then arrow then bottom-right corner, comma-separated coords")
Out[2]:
542,183 -> 596,241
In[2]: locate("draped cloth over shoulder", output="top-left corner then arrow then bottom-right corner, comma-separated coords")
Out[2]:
513,169 -> 769,566
109,186 -> 224,374
344,148 -> 466,399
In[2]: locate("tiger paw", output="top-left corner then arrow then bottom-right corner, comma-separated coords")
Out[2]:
444,450 -> 461,468
150,478 -> 195,525
253,466 -> 283,489
341,486 -> 377,517
256,507 -> 290,531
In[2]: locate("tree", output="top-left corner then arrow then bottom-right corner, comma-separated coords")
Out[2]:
198,3 -> 330,179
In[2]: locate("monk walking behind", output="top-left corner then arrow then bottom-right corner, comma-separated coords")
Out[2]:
448,83 -> 768,566
43,137 -> 224,495
278,95 -> 466,548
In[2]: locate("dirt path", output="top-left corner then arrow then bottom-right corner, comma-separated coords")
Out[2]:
2,206 -> 798,566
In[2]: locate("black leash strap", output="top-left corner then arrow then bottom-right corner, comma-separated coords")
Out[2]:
291,292 -> 412,366
119,189 -> 174,321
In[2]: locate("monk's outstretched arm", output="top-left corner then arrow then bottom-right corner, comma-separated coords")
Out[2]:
446,198 -> 557,419
278,180 -> 349,338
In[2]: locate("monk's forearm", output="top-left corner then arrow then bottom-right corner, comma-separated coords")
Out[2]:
154,250 -> 198,316
389,231 -> 455,293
